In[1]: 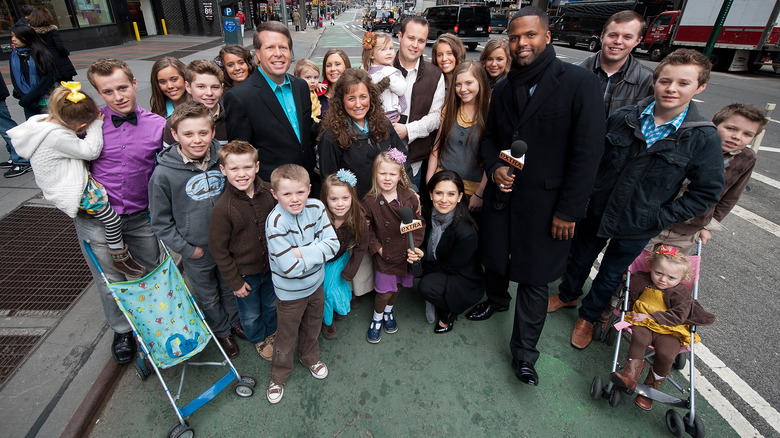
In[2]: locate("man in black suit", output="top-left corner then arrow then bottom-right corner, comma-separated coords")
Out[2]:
467,7 -> 606,386
223,21 -> 317,188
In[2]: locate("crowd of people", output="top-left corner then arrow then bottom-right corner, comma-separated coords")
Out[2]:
3,8 -> 769,408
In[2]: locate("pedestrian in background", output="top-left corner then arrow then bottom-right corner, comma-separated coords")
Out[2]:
9,25 -> 55,120
28,7 -> 76,82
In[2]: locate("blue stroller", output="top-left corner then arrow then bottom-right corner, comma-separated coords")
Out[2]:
84,241 -> 256,438
590,241 -> 706,438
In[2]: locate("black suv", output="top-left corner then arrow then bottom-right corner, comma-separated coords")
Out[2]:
422,5 -> 490,51
368,9 -> 395,33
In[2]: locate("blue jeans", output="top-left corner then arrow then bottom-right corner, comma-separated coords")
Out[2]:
234,271 -> 277,343
0,101 -> 26,164
558,214 -> 649,323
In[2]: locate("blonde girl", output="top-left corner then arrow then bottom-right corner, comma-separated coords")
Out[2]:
361,31 -> 407,123
361,149 -> 425,344
150,56 -> 190,118
610,245 -> 714,410
427,61 -> 491,212
480,37 -> 510,89
9,82 -> 146,277
319,170 -> 370,339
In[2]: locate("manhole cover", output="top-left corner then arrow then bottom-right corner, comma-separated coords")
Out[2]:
0,206 -> 92,315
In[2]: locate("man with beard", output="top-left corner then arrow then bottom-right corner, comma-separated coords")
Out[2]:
466,7 -> 605,386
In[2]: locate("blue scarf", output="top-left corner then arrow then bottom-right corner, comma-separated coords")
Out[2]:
10,48 -> 39,94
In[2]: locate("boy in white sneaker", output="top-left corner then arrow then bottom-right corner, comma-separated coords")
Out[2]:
264,164 -> 340,404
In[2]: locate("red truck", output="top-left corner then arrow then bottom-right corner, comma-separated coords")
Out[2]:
642,0 -> 780,72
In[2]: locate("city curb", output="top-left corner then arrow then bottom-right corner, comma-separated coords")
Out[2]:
306,28 -> 326,60
60,359 -> 126,438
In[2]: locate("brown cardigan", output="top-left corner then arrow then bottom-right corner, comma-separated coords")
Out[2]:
332,219 -> 369,281
628,271 -> 715,326
671,148 -> 756,234
362,188 -> 425,276
208,176 -> 276,291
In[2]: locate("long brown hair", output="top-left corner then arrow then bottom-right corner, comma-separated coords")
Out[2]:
321,49 -> 351,82
319,68 -> 388,149
436,61 -> 490,162
150,56 -> 189,117
320,172 -> 366,246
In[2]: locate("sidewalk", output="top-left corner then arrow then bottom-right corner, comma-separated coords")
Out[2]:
0,26 -> 324,438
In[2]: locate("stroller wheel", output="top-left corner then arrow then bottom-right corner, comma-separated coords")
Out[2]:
240,374 -> 257,388
666,409 -> 684,437
673,354 -> 688,370
132,359 -> 147,381
235,383 -> 254,397
590,376 -> 603,400
684,413 -> 705,438
168,421 -> 192,438
608,387 -> 622,407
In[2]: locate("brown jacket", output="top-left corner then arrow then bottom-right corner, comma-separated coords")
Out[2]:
671,148 -> 756,234
208,176 -> 276,291
362,188 -> 425,276
394,56 -> 443,163
628,271 -> 715,326
332,218 -> 369,281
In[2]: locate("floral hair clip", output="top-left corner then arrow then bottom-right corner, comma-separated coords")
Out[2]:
386,148 -> 407,165
362,32 -> 377,51
336,168 -> 357,187
62,81 -> 86,103
655,245 -> 680,257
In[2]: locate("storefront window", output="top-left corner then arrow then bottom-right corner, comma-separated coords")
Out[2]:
0,0 -> 18,36
72,0 -> 113,27
17,0 -> 75,30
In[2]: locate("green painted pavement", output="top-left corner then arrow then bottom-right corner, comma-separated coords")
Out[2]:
90,281 -> 737,437
310,17 -> 369,70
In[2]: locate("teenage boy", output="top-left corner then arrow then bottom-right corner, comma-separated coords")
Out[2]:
77,58 -> 165,364
163,59 -> 226,147
576,10 -> 653,115
148,101 -> 243,358
264,164 -> 340,404
209,140 -> 278,360
648,103 -> 766,254
549,49 -> 726,350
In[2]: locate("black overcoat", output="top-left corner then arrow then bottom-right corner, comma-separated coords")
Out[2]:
223,70 -> 317,183
479,58 -> 606,286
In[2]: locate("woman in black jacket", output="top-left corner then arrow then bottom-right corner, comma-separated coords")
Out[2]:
9,25 -> 55,119
409,170 -> 484,333
28,8 -> 76,81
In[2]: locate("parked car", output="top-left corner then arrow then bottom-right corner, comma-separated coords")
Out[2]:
422,5 -> 490,51
392,11 -> 421,36
368,9 -> 395,33
490,13 -> 507,34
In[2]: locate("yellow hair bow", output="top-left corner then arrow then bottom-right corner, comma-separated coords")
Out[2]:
62,81 -> 86,103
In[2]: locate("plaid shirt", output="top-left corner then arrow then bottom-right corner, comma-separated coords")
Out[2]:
640,101 -> 689,148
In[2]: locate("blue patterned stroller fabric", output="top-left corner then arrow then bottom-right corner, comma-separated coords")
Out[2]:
323,252 -> 352,325
108,256 -> 210,369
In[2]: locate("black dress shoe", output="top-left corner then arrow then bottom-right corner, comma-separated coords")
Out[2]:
466,302 -> 509,321
511,359 -> 539,386
112,331 -> 136,364
231,324 -> 248,341
217,334 -> 240,359
433,321 -> 453,333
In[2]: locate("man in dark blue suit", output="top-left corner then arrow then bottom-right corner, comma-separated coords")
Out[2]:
467,7 -> 606,386
223,21 -> 318,189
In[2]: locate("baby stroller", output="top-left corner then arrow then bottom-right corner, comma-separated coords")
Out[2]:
83,241 -> 257,438
590,240 -> 705,438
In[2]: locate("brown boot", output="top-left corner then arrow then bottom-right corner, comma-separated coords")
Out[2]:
610,358 -> 645,394
322,322 -> 337,340
635,370 -> 665,410
109,244 -> 146,277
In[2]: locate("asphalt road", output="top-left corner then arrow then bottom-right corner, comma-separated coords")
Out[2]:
348,11 -> 780,435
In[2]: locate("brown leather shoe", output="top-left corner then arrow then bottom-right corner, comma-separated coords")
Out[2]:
635,370 -> 665,410
571,318 -> 594,349
547,295 -> 578,313
217,334 -> 239,359
231,324 -> 248,341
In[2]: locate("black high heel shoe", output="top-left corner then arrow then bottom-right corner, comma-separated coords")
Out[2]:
433,314 -> 455,334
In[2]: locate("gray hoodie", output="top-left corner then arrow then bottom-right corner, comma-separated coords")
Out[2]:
148,139 -> 224,257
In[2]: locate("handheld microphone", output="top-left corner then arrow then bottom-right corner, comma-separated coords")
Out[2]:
400,207 -> 423,276
493,140 -> 528,211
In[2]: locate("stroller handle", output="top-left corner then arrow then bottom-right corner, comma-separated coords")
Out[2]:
82,239 -> 110,285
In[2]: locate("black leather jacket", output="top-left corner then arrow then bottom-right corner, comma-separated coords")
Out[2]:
577,53 -> 653,115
